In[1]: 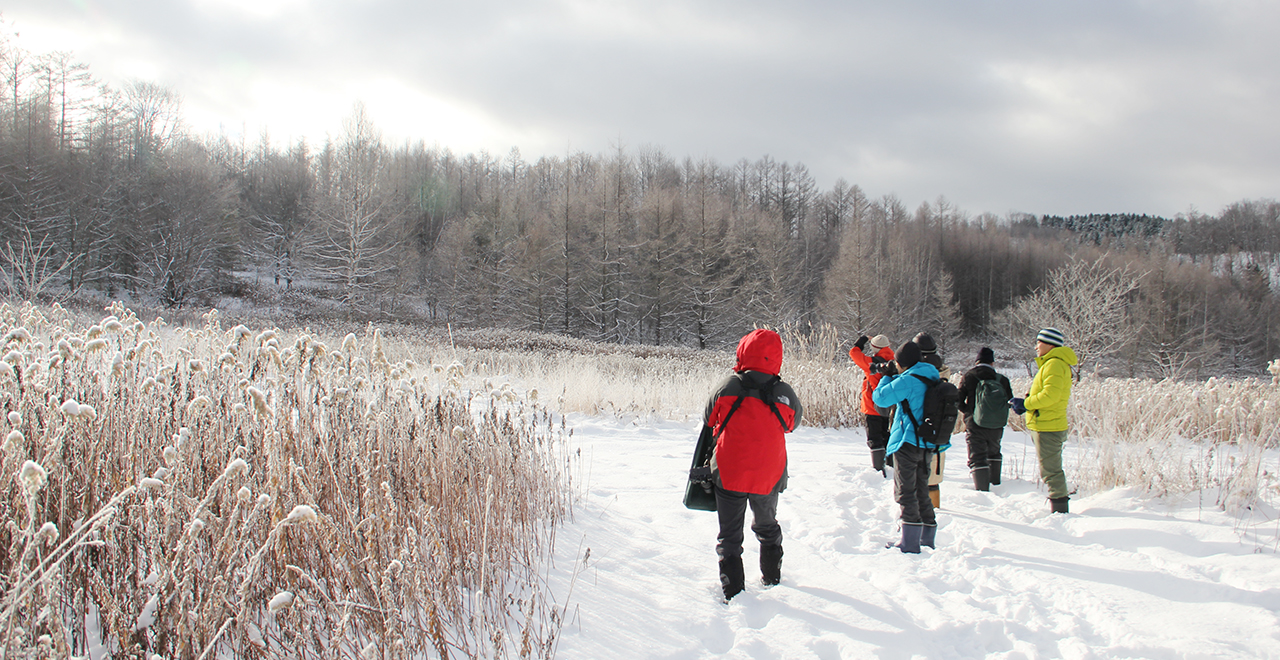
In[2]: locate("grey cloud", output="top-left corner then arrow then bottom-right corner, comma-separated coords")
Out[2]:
3,0 -> 1277,216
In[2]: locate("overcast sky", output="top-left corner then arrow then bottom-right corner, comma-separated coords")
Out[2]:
3,0 -> 1277,217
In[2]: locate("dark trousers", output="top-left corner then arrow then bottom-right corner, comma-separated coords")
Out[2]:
892,443 -> 936,525
964,417 -> 1004,468
866,413 -> 890,452
866,413 -> 891,467
714,486 -> 782,560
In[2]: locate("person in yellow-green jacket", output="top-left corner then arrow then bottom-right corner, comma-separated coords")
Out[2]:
1010,327 -> 1078,514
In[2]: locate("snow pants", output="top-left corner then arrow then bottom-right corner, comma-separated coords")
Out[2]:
964,417 -> 1004,468
866,413 -> 891,468
714,486 -> 782,561
891,443 -> 936,525
1031,429 -> 1069,499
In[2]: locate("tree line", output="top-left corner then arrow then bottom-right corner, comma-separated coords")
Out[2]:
0,35 -> 1277,377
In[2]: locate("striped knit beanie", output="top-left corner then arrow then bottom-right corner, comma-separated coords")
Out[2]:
1036,327 -> 1066,347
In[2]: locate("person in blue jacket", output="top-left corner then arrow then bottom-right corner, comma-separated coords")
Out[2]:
871,340 -> 949,553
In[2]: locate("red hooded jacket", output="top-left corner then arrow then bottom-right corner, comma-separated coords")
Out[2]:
704,329 -> 803,494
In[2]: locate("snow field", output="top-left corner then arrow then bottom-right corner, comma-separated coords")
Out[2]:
549,417 -> 1280,660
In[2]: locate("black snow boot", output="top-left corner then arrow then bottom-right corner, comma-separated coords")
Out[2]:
760,544 -> 783,586
870,448 -> 886,475
719,556 -> 745,601
970,466 -> 990,492
988,459 -> 1002,485
896,522 -> 923,554
921,523 -> 937,549
1050,496 -> 1070,514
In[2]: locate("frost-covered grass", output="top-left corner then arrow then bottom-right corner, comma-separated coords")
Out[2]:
399,323 -> 860,429
1057,375 -> 1280,516
0,302 -> 571,658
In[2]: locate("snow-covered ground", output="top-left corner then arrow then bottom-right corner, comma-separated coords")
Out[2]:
547,417 -> 1280,660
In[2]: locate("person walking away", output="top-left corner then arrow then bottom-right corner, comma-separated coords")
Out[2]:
704,329 -> 803,601
849,334 -> 894,475
871,341 -> 947,553
913,332 -> 950,508
957,347 -> 1013,491
1011,327 -> 1077,513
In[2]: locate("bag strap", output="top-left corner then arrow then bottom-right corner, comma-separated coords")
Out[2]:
900,373 -> 937,432
758,375 -> 791,432
713,393 -> 749,443
905,373 -> 953,448
713,374 -> 789,443
694,384 -> 754,473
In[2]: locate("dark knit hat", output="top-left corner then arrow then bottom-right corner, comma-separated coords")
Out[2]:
1036,327 -> 1065,347
895,341 -> 922,369
913,332 -> 937,354
976,346 -> 995,365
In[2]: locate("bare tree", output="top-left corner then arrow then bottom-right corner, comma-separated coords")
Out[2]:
994,256 -> 1142,374
241,137 -> 313,291
312,104 -> 399,314
124,80 -> 181,170
0,228 -> 80,300
132,140 -> 240,307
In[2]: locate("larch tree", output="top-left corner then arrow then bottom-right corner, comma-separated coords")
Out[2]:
313,104 -> 399,314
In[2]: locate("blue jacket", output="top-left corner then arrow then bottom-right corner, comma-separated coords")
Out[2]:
871,361 -> 949,456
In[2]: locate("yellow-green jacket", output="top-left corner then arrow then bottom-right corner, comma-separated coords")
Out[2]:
1024,345 -> 1078,432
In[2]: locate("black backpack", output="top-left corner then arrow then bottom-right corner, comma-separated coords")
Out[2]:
901,374 -> 960,446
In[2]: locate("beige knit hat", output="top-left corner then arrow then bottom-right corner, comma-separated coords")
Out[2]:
869,335 -> 891,349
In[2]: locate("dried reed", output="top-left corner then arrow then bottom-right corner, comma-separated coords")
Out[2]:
0,302 -> 572,658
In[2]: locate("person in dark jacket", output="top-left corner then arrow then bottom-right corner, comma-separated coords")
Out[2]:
957,347 -> 1013,491
849,334 -> 894,475
704,329 -> 803,601
912,332 -> 951,380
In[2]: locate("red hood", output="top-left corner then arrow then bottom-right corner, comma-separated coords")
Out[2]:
735,329 -> 783,375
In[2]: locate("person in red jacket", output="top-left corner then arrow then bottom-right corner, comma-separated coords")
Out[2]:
704,328 -> 803,601
849,334 -> 894,475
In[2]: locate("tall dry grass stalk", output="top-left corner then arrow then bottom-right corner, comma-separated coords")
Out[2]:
0,302 -> 572,658
1001,374 -> 1280,517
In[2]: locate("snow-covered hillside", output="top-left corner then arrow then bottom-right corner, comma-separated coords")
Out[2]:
547,417 -> 1280,659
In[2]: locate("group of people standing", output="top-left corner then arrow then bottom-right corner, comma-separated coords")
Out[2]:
698,326 -> 1078,601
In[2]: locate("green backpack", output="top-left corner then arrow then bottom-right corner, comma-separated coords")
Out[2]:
973,377 -> 1010,429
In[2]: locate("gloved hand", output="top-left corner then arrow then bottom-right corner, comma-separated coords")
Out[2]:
854,335 -> 869,350
1010,398 -> 1026,415
871,359 -> 898,377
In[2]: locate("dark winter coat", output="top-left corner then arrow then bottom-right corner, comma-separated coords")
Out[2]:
703,329 -> 803,495
957,364 -> 1013,417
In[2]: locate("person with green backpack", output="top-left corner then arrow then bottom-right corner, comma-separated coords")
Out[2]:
957,347 -> 1013,491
